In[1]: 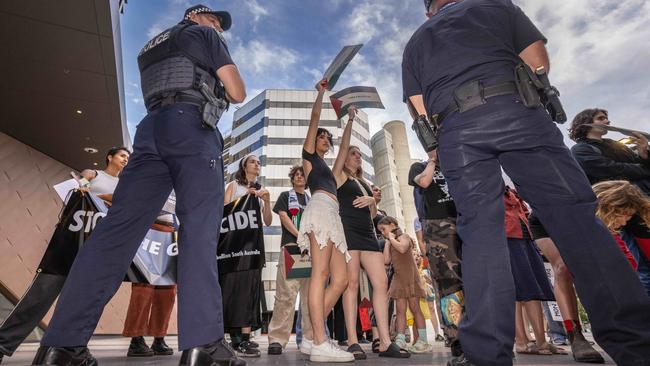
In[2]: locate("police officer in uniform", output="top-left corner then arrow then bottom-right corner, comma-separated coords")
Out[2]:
403,1 -> 650,366
32,4 -> 246,366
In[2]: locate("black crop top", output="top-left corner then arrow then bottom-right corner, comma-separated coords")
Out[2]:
302,149 -> 337,196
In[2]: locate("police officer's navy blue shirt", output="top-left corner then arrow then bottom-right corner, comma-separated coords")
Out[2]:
402,0 -> 546,117
176,22 -> 234,76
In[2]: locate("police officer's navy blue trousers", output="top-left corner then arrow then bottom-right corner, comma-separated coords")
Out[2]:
41,104 -> 225,350
437,95 -> 650,366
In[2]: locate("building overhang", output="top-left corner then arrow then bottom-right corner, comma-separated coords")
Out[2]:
0,0 -> 130,171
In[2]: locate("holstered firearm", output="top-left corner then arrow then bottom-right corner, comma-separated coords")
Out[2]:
514,63 -> 567,123
535,67 -> 566,123
407,100 -> 439,152
198,82 -> 229,130
412,114 -> 439,152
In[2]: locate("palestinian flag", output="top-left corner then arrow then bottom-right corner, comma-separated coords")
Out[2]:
330,86 -> 385,119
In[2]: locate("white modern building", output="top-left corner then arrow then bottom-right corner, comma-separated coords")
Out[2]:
225,89 -> 375,312
370,120 -> 418,237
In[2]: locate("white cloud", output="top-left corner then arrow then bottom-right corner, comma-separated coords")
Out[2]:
335,0 -> 650,161
147,24 -> 164,38
232,40 -> 298,75
344,2 -> 392,44
337,1 -> 425,158
516,0 -> 650,139
246,0 -> 269,23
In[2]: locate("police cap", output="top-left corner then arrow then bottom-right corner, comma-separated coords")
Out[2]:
184,4 -> 232,31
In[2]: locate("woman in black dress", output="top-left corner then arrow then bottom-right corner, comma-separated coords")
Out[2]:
334,145 -> 408,359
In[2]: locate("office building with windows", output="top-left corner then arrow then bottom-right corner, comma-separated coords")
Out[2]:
225,89 -> 375,310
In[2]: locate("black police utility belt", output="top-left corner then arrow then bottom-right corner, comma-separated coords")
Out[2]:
412,63 -> 566,152
412,81 -> 517,152
137,22 -> 228,130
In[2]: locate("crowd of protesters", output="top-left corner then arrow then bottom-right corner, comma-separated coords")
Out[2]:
1,87 -> 649,366
258,78 -> 650,364
260,80 -> 650,364
2,86 -> 649,366
3,1 -> 650,366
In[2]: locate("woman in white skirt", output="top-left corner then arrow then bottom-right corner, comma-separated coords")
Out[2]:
297,79 -> 355,362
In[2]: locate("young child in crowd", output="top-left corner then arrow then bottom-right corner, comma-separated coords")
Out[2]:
593,180 -> 650,270
378,216 -> 431,353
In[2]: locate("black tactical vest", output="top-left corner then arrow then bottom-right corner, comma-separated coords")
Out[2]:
137,22 -> 224,111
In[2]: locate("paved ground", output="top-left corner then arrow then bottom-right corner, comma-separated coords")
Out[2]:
2,335 -> 613,365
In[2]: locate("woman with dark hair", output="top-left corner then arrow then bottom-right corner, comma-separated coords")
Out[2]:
79,146 -> 130,203
86,147 -> 178,358
221,153 -> 272,358
0,147 -> 148,361
334,145 -> 409,358
296,78 -> 354,363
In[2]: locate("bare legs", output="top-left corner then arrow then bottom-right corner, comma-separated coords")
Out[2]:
341,251 -> 392,351
396,298 -> 426,335
535,238 -> 580,321
308,232 -> 348,346
517,301 -> 547,346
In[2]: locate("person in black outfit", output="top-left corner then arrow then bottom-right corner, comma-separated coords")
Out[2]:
408,150 -> 464,357
403,1 -> 650,365
334,146 -> 408,359
30,4 -> 247,366
569,108 -> 650,192
569,108 -> 650,296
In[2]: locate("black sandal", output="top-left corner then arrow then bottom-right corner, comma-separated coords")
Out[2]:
347,343 -> 367,360
372,339 -> 380,353
379,342 -> 411,358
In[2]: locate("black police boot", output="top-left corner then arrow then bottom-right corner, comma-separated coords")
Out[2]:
179,339 -> 246,366
447,354 -> 476,366
127,336 -> 154,357
450,339 -> 463,357
267,342 -> 283,355
31,346 -> 98,366
152,337 -> 174,356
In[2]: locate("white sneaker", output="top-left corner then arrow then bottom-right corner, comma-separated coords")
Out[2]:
309,340 -> 355,363
408,339 -> 432,353
300,338 -> 313,355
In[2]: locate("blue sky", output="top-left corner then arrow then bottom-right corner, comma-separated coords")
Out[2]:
120,0 -> 650,160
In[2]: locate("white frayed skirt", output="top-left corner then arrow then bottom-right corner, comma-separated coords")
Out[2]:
297,192 -> 351,262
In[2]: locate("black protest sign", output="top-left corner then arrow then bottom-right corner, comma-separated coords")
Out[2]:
38,190 -> 106,275
217,194 -> 265,274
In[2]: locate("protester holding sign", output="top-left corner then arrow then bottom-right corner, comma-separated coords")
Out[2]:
297,79 -> 354,363
221,154 -> 272,358
0,147 -> 126,364
333,145 -> 406,359
80,146 -> 130,203
267,165 -> 313,355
